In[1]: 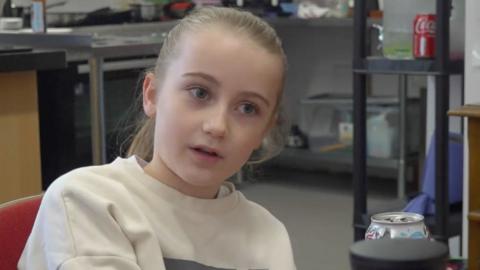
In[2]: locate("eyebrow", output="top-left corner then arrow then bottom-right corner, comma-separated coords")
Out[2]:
183,72 -> 220,86
183,72 -> 271,107
239,91 -> 271,107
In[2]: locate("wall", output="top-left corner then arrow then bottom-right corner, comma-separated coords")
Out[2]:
0,71 -> 43,203
275,23 -> 410,127
276,24 -> 354,125
463,0 -> 480,256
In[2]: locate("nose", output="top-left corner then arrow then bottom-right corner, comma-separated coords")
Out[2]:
202,106 -> 228,139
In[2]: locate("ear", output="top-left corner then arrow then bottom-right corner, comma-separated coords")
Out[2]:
143,72 -> 157,118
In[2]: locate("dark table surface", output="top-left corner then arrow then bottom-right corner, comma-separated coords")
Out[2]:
0,47 -> 66,72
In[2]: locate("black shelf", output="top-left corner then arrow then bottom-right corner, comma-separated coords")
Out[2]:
352,0 -> 459,244
354,57 -> 464,75
268,148 -> 405,178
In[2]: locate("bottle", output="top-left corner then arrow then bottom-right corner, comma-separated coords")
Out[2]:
383,0 -> 464,59
31,0 -> 46,33
328,0 -> 349,18
264,0 -> 284,17
366,111 -> 396,158
382,0 -> 434,59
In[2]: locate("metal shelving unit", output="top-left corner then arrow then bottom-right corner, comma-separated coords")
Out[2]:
296,95 -> 421,199
354,57 -> 464,75
352,0 -> 463,243
269,147 -> 417,178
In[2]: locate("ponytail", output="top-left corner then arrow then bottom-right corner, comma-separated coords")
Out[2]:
126,115 -> 155,161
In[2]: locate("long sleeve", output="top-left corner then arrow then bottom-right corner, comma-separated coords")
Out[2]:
18,169 -> 166,270
268,223 -> 296,270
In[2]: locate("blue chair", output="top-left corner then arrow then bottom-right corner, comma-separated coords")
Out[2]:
404,132 -> 463,215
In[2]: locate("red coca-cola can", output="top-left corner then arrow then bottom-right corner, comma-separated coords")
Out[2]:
413,14 -> 436,58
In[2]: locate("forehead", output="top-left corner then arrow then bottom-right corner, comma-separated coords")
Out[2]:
169,27 -> 284,102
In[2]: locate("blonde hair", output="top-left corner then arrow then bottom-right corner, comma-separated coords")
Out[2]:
127,6 -> 288,164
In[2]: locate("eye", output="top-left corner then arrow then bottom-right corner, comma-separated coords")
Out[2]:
189,87 -> 209,100
239,102 -> 258,115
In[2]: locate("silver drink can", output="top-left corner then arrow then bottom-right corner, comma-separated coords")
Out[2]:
365,212 -> 430,240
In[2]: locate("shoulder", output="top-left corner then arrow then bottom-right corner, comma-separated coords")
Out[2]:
236,193 -> 290,240
43,157 -> 137,206
234,194 -> 296,268
39,157 -> 152,230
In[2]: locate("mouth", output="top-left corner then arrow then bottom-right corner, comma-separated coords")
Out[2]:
190,146 -> 223,159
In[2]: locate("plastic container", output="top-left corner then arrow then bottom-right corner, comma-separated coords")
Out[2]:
299,96 -> 420,158
383,0 -> 434,59
382,0 -> 465,59
326,0 -> 349,18
366,111 -> 397,159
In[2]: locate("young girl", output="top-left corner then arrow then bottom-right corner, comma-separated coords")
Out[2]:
19,6 -> 296,270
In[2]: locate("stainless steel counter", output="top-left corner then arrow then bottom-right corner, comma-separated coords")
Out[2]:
0,21 -> 176,60
0,17 -> 358,60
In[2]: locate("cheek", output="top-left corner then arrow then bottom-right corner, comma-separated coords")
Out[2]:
154,103 -> 184,141
230,134 -> 263,168
156,109 -> 186,134
234,127 -> 266,152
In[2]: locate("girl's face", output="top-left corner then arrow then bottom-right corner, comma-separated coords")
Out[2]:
143,27 -> 283,198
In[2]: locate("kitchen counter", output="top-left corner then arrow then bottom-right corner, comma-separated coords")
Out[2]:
0,19 -> 181,61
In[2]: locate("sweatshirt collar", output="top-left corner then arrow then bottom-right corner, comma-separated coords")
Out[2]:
116,156 -> 240,215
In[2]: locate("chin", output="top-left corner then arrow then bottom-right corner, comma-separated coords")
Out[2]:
180,170 -> 227,188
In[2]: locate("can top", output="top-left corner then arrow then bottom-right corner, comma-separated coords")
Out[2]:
371,212 -> 424,224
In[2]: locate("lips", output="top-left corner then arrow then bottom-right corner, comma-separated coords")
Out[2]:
190,145 -> 223,159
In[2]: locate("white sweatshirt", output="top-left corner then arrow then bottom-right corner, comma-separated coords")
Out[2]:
18,156 -> 296,270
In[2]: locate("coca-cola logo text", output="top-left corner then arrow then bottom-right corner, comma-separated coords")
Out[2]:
414,16 -> 436,35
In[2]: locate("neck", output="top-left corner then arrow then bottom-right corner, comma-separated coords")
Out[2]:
143,158 -> 221,199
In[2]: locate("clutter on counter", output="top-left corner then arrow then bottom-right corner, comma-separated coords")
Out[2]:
0,0 -> 368,31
